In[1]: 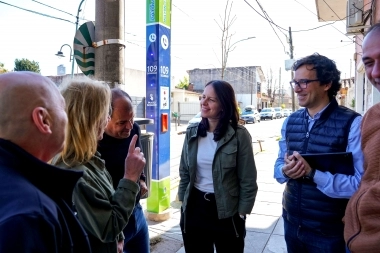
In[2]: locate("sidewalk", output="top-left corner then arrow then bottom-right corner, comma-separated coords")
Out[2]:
142,123 -> 287,253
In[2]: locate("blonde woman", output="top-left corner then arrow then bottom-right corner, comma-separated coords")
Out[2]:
53,78 -> 145,253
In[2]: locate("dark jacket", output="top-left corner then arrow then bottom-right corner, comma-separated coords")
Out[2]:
0,139 -> 91,253
97,123 -> 146,199
284,100 -> 360,235
178,123 -> 258,219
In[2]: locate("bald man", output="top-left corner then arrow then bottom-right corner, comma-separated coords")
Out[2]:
97,88 -> 149,253
0,72 -> 91,253
344,23 -> 380,252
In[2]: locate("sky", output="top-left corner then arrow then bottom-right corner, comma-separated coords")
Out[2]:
0,0 -> 356,89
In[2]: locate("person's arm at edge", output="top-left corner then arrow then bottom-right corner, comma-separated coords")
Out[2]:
274,117 -> 290,184
73,175 -> 139,243
237,127 -> 258,215
313,116 -> 364,198
178,127 -> 190,202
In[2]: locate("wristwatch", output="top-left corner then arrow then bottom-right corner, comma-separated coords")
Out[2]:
304,168 -> 316,181
282,167 -> 290,179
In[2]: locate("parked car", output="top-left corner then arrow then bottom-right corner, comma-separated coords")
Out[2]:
188,112 -> 202,124
274,107 -> 284,119
241,109 -> 261,124
260,108 -> 276,120
283,109 -> 292,117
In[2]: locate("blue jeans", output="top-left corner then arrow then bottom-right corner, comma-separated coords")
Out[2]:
283,218 -> 346,253
123,203 -> 150,253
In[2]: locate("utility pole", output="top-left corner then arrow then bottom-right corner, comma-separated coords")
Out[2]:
279,67 -> 281,107
95,0 -> 125,87
289,27 -> 295,112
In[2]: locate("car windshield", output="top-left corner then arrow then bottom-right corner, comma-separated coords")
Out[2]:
242,111 -> 253,115
275,108 -> 281,111
261,109 -> 271,112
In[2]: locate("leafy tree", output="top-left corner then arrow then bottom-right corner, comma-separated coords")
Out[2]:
176,76 -> 189,90
350,98 -> 355,108
0,63 -> 8,74
14,58 -> 40,73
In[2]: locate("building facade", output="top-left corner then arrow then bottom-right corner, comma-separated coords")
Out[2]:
188,66 -> 266,110
314,0 -> 380,114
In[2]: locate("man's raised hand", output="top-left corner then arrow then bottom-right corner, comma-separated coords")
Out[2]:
124,134 -> 146,182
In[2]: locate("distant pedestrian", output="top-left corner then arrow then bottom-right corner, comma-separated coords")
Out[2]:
0,72 -> 91,253
344,22 -> 380,253
53,78 -> 145,253
274,53 -> 364,253
178,80 -> 258,253
98,88 -> 150,253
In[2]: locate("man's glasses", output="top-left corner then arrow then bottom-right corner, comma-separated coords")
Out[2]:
290,79 -> 319,89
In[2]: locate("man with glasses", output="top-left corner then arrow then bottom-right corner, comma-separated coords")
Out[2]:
274,53 -> 364,252
97,88 -> 149,253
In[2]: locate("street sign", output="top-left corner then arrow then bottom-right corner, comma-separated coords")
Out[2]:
74,21 -> 95,76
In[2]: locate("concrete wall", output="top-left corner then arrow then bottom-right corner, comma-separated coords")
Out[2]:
188,66 -> 263,109
122,68 -> 146,97
171,88 -> 200,114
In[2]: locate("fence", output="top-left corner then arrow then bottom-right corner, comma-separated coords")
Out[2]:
178,101 -> 200,123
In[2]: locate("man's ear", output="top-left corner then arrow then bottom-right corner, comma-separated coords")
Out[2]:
324,82 -> 332,91
32,107 -> 52,134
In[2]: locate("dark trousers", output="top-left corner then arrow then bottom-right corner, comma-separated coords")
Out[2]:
123,203 -> 150,253
284,218 -> 346,253
180,187 -> 245,253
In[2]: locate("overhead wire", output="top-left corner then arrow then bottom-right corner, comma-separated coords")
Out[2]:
32,0 -> 72,16
243,0 -> 288,32
292,21 -> 338,32
0,1 -> 75,24
254,0 -> 287,53
244,0 -> 364,35
293,0 -> 365,45
322,0 -> 346,25
31,0 -> 91,22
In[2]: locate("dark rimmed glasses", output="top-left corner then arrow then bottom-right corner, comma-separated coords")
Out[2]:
290,79 -> 319,89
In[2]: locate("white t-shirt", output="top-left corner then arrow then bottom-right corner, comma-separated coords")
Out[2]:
194,131 -> 217,193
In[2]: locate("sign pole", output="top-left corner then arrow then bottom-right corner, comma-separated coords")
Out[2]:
145,0 -> 172,218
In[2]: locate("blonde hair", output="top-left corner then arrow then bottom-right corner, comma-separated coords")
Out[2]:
55,77 -> 111,167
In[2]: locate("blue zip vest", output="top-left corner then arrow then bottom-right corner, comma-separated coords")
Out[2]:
283,99 -> 360,235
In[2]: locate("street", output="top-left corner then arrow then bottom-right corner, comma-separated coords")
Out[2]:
244,117 -> 284,141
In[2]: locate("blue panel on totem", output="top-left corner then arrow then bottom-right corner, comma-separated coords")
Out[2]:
146,23 -> 171,180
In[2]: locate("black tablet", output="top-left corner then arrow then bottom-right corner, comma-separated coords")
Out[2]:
301,152 -> 354,175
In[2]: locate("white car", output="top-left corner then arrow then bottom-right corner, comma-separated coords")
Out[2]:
188,112 -> 202,124
241,109 -> 261,124
274,107 -> 284,119
260,108 -> 276,120
283,109 -> 292,117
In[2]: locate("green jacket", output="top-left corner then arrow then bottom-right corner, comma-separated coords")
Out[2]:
55,153 -> 139,253
178,123 -> 258,219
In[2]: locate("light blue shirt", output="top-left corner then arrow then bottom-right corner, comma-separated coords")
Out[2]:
274,106 -> 364,199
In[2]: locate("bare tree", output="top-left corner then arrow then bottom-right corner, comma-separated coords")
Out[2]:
266,67 -> 278,107
215,0 -> 237,79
